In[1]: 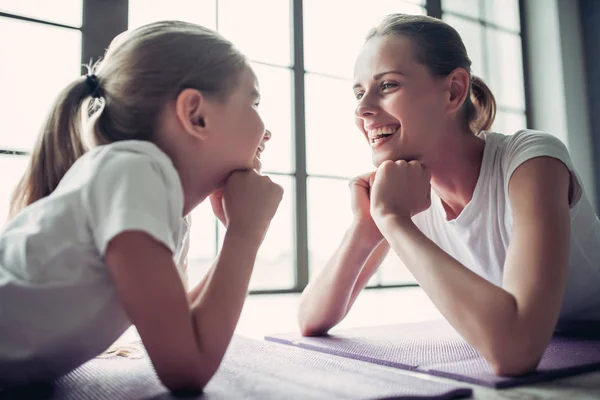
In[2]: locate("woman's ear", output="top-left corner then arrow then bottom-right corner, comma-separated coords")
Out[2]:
175,88 -> 209,140
446,68 -> 470,114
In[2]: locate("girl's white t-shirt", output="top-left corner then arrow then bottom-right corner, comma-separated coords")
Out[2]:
0,140 -> 189,384
412,130 -> 600,328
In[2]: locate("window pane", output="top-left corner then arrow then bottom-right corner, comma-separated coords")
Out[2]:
307,177 -> 352,278
379,251 -> 416,285
217,175 -> 295,290
187,200 -> 217,284
483,0 -> 520,32
251,63 -> 293,174
305,74 -> 373,177
219,0 -> 291,66
128,0 -> 216,30
441,0 -> 480,19
307,176 -> 381,286
0,0 -> 82,27
443,15 -> 485,80
0,18 -> 81,151
492,110 -> 526,135
304,0 -> 425,79
486,29 -> 525,110
0,155 -> 28,229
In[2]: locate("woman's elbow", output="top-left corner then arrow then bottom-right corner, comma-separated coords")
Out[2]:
298,317 -> 329,337
488,351 -> 541,377
298,304 -> 330,336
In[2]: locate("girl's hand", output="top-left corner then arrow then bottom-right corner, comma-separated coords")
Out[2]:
222,170 -> 283,239
209,189 -> 227,227
370,160 -> 431,224
349,171 -> 383,245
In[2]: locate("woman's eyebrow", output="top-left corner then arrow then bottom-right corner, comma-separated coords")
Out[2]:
353,70 -> 406,90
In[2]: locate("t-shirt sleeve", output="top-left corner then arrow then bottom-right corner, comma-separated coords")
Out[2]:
84,151 -> 180,256
503,130 -> 583,208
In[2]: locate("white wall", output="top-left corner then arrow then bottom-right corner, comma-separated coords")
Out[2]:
524,0 -> 596,210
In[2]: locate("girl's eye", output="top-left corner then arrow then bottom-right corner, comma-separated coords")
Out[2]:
253,102 -> 260,108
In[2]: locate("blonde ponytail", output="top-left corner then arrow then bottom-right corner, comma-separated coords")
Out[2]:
9,76 -> 93,218
468,75 -> 497,133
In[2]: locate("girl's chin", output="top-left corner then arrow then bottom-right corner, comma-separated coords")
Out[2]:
253,157 -> 262,172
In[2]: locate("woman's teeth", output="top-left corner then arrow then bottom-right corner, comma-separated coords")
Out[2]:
368,125 -> 399,144
372,136 -> 390,144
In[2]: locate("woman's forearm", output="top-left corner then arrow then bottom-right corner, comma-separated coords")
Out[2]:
378,215 -> 537,374
298,222 -> 381,335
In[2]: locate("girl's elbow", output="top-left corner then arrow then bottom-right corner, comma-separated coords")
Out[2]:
160,375 -> 206,395
158,361 -> 219,395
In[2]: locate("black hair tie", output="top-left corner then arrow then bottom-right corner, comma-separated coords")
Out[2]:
86,74 -> 102,99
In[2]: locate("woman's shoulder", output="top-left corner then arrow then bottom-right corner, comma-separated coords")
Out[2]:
484,129 -> 582,206
484,129 -> 568,157
483,129 -> 572,172
484,129 -> 568,153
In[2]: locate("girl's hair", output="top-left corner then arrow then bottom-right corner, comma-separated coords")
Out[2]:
366,14 -> 496,135
9,21 -> 247,218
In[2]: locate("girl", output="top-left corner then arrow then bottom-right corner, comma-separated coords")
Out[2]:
298,14 -> 600,376
0,21 -> 283,392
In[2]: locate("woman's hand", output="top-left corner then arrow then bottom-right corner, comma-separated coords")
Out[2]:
349,171 -> 383,245
370,160 -> 431,225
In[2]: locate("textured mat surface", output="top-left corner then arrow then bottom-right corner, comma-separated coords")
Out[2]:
266,319 -> 600,388
0,336 -> 472,400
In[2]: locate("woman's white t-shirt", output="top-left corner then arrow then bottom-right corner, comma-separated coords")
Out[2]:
412,130 -> 600,328
0,140 -> 189,384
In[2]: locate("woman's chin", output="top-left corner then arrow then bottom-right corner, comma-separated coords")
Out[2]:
372,152 -> 397,168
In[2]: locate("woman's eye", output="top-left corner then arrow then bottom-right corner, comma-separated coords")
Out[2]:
381,82 -> 398,90
355,92 -> 364,100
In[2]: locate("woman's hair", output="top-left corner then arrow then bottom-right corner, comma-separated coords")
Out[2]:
366,14 -> 496,135
9,21 -> 247,218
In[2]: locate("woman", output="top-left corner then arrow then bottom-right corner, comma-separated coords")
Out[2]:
299,14 -> 600,376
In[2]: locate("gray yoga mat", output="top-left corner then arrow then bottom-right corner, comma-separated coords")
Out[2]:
0,335 -> 472,400
265,319 -> 600,389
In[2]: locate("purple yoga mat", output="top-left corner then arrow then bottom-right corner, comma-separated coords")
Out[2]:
0,336 -> 472,400
265,319 -> 600,389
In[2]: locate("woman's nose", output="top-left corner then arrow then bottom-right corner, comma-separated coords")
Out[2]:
355,98 -> 378,118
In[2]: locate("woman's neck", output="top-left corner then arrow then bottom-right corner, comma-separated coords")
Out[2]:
423,132 -> 486,220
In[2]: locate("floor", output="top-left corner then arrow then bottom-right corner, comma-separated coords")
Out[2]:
119,287 -> 600,399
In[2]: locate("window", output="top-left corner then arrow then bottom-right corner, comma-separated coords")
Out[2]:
1,0 -> 528,293
0,1 -> 82,228
442,0 -> 527,135
0,18 -> 81,151
303,0 -> 426,287
128,0 -> 216,30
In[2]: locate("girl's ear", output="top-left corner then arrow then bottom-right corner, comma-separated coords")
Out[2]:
175,88 -> 209,140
